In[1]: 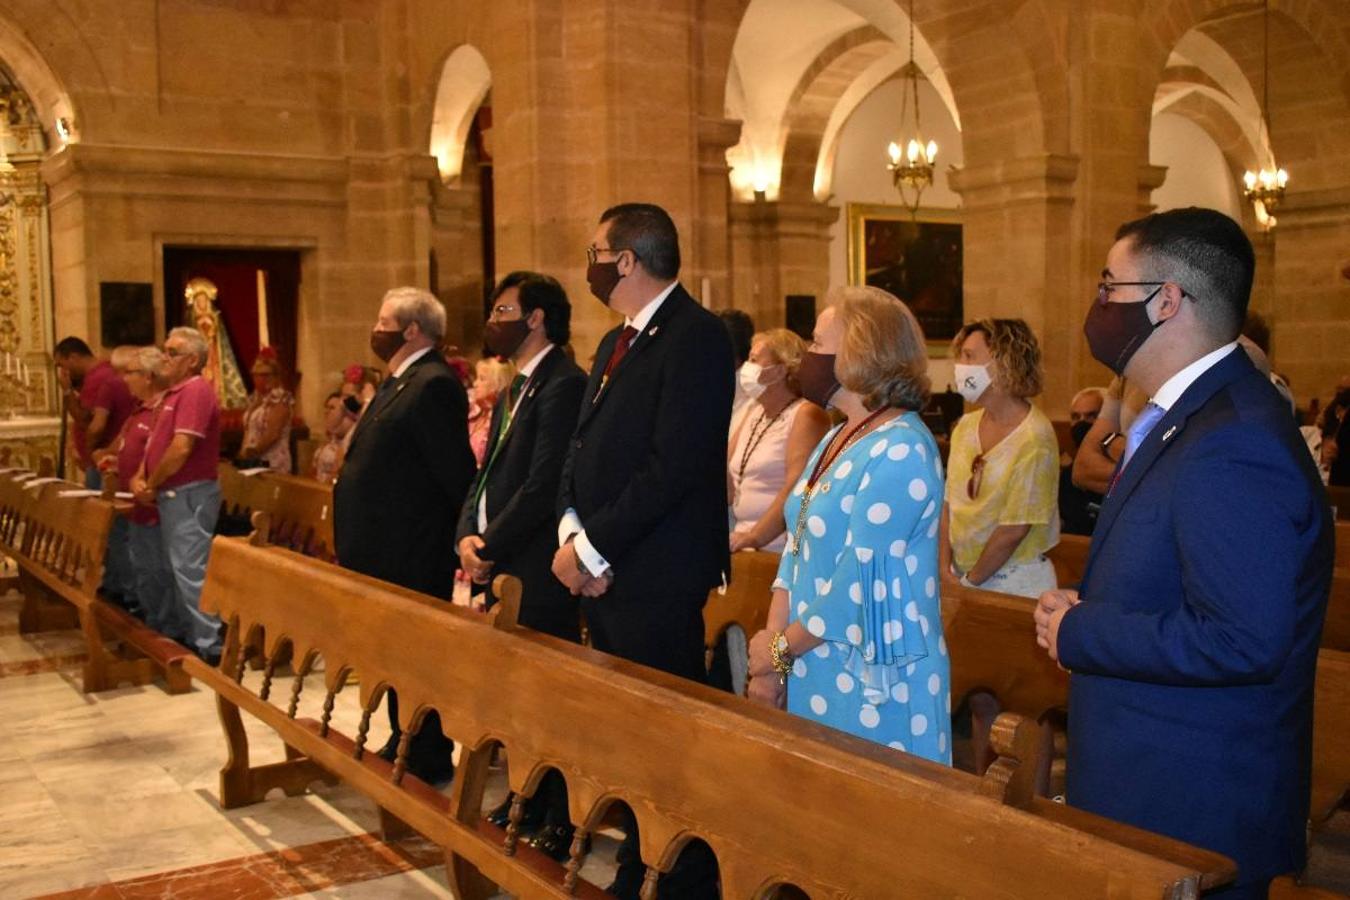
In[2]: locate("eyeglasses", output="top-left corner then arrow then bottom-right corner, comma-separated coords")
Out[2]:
489,303 -> 520,319
586,246 -> 634,266
1095,281 -> 1164,305
164,347 -> 188,358
1095,281 -> 1196,306
967,453 -> 986,501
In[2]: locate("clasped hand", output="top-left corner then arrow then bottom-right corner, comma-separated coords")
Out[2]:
550,542 -> 612,598
1034,588 -> 1080,663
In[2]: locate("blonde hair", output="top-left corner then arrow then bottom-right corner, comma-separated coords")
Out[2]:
951,318 -> 1043,399
474,356 -> 516,398
753,328 -> 808,394
830,285 -> 930,411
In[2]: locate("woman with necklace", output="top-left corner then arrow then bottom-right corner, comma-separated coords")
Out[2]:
746,286 -> 950,763
728,329 -> 831,553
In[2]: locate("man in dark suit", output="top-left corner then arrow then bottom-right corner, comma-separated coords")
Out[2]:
334,286 -> 476,784
553,203 -> 733,899
456,271 -> 586,858
1035,208 -> 1333,898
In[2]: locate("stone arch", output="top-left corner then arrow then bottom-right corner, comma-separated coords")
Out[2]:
723,0 -> 965,200
0,10 -> 78,144
428,44 -> 492,184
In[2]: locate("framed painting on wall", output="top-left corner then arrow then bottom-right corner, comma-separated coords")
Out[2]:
846,203 -> 963,352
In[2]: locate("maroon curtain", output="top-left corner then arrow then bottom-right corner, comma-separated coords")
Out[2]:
163,248 -> 301,393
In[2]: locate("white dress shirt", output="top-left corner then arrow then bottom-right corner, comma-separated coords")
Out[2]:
391,345 -> 433,378
558,281 -> 680,577
1151,342 -> 1238,411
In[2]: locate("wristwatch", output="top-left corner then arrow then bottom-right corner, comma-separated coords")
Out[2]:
770,631 -> 794,684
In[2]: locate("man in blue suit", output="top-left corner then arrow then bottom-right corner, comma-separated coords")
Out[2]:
1035,207 -> 1333,898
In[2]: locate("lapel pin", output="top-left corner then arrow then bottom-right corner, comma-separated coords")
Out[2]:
1162,425 -> 1177,441
648,325 -> 659,336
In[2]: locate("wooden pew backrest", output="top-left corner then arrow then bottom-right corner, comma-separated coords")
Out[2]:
195,538 -> 1232,899
703,550 -> 778,649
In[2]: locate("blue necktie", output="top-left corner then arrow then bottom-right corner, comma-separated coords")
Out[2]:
1121,401 -> 1166,471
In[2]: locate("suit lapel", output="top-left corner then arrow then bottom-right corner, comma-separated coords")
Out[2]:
348,356 -> 426,448
1082,348 -> 1255,588
577,287 -> 685,428
490,346 -> 561,459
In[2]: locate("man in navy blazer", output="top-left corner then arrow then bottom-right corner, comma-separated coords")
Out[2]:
1035,207 -> 1333,898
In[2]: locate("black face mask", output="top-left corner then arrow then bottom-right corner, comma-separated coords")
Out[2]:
369,328 -> 407,363
483,319 -> 531,358
1083,287 -> 1163,375
1070,419 -> 1093,449
586,261 -> 622,306
797,351 -> 840,409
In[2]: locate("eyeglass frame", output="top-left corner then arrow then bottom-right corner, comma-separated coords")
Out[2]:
586,245 -> 636,267
1095,280 -> 1195,306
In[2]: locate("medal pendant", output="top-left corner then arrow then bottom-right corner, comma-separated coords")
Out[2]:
820,481 -> 831,494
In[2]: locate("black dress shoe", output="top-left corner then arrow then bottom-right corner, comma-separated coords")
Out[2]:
485,795 -> 514,829
484,791 -> 546,831
527,823 -> 584,862
196,646 -> 222,667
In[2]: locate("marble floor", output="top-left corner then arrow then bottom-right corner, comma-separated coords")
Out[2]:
4,587 -> 1350,898
0,592 -> 620,899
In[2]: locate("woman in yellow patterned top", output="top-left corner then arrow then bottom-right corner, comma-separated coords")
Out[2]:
940,318 -> 1060,599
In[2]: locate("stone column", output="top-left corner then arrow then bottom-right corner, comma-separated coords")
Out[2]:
728,199 -> 837,330
948,154 -> 1080,409
488,0 -> 710,361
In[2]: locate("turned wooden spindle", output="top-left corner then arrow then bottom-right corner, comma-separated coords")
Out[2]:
390,729 -> 413,785
562,828 -> 591,893
503,793 -> 526,856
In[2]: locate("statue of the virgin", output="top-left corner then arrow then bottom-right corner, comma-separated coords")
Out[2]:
184,277 -> 249,409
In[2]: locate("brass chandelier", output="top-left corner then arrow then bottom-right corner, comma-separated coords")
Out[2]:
886,0 -> 937,217
1242,0 -> 1288,229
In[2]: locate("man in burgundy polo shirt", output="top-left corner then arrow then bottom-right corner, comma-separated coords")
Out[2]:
132,327 -> 224,662
55,336 -> 136,486
56,336 -> 137,605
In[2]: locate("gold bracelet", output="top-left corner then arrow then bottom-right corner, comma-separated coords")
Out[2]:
769,631 -> 793,684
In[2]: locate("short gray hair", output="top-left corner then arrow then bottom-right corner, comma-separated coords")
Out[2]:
382,287 -> 446,342
167,327 -> 209,373
1071,386 -> 1107,408
137,346 -> 169,385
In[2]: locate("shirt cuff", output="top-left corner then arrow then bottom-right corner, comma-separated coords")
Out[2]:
558,508 -> 582,546
572,530 -> 610,578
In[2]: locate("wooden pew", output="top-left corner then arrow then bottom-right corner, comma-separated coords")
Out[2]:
1048,533 -> 1092,589
1328,485 -> 1350,522
702,550 -> 778,672
1335,522 -> 1349,574
217,461 -> 335,560
1310,648 -> 1350,826
0,472 -> 190,693
183,536 -> 1235,899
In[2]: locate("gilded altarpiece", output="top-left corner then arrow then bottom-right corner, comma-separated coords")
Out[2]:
0,65 -> 58,474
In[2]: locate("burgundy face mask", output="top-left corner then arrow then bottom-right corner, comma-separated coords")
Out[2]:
586,262 -> 622,306
483,319 -> 531,358
797,351 -> 840,408
369,328 -> 407,363
1083,288 -> 1163,375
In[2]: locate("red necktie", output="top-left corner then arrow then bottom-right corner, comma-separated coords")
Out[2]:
602,326 -> 639,382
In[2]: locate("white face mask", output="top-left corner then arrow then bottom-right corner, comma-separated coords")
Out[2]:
953,363 -> 992,404
738,361 -> 782,399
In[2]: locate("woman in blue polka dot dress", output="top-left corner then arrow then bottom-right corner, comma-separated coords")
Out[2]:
747,286 -> 950,765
